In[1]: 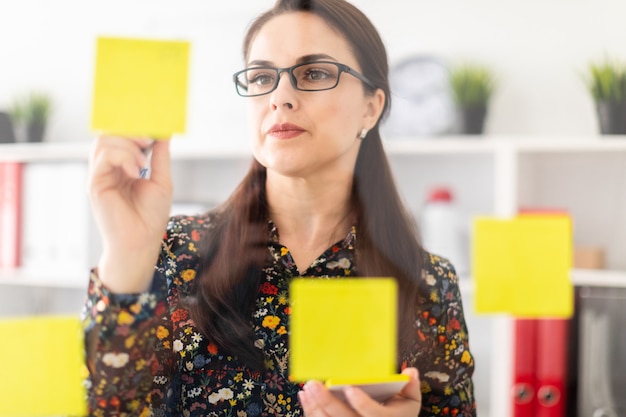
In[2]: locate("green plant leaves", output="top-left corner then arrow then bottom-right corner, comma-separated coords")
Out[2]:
449,64 -> 495,107
10,92 -> 52,125
584,58 -> 626,102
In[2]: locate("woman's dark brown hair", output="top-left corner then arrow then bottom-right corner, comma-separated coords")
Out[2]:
190,0 -> 424,371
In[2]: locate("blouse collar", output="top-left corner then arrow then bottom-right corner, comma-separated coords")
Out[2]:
267,219 -> 356,249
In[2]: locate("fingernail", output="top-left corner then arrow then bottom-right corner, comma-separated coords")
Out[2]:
406,367 -> 418,379
344,386 -> 357,400
141,141 -> 156,154
303,380 -> 323,395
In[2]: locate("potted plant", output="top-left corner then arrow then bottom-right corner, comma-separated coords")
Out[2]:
7,98 -> 26,142
0,110 -> 16,143
449,63 -> 495,135
583,58 -> 626,135
13,92 -> 52,142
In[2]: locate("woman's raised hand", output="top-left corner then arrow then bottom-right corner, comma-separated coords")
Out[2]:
88,135 -> 173,293
298,367 -> 422,417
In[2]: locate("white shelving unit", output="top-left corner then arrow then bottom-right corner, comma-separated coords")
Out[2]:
2,136 -> 626,417
571,268 -> 626,288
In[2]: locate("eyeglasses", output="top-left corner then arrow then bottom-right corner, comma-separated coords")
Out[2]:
233,61 -> 376,97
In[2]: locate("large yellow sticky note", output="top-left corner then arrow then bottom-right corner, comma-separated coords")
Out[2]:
0,315 -> 87,417
289,278 -> 398,382
91,36 -> 190,138
472,214 -> 573,317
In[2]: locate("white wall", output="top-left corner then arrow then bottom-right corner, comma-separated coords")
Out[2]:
2,0 -> 626,148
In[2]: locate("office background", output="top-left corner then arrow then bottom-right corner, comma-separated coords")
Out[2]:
2,1 -> 626,416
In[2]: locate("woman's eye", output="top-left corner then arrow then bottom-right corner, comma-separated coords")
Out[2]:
304,69 -> 331,81
249,73 -> 275,86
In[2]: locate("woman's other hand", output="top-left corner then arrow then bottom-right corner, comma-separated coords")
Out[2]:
88,135 -> 173,293
298,367 -> 422,417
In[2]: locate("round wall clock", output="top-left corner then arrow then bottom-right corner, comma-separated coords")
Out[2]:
383,55 -> 457,138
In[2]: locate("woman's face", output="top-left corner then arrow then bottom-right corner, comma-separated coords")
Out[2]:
245,11 -> 384,180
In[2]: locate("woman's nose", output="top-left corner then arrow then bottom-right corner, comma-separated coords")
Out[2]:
269,71 -> 299,111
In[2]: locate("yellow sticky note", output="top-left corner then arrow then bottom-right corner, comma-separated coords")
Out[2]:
91,36 -> 190,138
0,315 -> 87,416
472,214 -> 573,317
289,278 -> 398,382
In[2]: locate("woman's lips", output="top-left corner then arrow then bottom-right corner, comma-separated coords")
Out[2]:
267,123 -> 306,139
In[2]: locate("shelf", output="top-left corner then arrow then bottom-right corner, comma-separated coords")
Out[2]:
385,135 -> 626,154
4,268 -> 622,290
571,268 -> 626,288
0,142 -> 92,162
383,137 -> 495,154
0,140 -> 252,162
3,136 -> 626,162
0,268 -> 88,289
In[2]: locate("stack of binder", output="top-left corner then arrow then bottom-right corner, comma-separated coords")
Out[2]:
512,318 -> 570,417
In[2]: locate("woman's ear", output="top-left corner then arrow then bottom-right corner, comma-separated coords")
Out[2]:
362,88 -> 386,131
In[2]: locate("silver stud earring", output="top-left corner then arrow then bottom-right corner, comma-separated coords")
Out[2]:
358,128 -> 368,140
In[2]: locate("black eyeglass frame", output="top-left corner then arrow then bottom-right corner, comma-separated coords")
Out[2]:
233,61 -> 377,97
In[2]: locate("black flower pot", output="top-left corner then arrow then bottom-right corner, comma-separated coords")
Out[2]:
595,100 -> 626,135
27,121 -> 46,142
0,112 -> 16,143
458,104 -> 487,135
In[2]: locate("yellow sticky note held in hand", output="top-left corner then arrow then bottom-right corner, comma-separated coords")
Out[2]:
289,278 -> 399,382
91,36 -> 190,138
472,214 -> 573,317
0,315 -> 87,416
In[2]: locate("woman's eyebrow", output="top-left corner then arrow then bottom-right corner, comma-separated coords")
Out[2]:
247,59 -> 274,67
247,54 -> 338,68
296,53 -> 337,63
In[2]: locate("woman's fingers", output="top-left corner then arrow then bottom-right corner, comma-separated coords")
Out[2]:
300,368 -> 422,417
299,380 -> 356,417
87,135 -> 173,293
89,136 -> 151,184
148,139 -> 172,188
342,386 -> 387,417
87,134 -> 173,230
398,367 -> 422,402
367,367 -> 421,416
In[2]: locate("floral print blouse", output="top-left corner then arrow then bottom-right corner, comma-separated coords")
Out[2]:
83,213 -> 476,417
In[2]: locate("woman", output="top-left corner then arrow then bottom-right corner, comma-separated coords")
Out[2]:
84,0 -> 476,416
